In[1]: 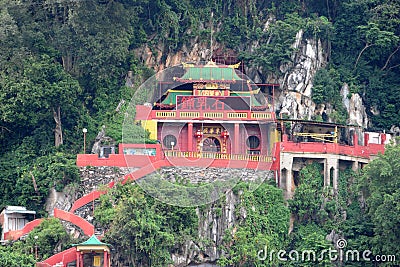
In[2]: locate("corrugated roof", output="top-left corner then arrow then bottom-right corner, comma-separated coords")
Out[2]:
2,206 -> 36,214
176,66 -> 241,83
73,235 -> 110,246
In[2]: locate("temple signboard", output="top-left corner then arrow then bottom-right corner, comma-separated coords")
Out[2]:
176,95 -> 250,111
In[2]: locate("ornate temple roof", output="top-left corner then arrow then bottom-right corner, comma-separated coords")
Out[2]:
174,61 -> 241,83
72,235 -> 110,247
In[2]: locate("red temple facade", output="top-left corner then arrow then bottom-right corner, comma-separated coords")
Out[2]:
134,61 -> 277,160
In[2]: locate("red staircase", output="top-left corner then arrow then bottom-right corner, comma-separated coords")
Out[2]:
3,218 -> 44,241
37,162 -> 163,267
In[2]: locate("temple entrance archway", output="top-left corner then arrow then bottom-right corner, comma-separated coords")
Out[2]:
202,137 -> 221,152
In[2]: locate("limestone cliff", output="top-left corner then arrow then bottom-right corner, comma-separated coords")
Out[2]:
132,24 -> 369,128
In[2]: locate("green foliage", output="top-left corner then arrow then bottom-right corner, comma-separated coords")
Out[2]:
356,144 -> 400,258
0,218 -> 69,266
288,223 -> 333,266
289,163 -> 327,224
218,182 -> 290,266
312,68 -> 340,105
331,0 -> 400,130
0,246 -> 35,267
240,13 -> 304,72
25,218 -> 70,261
95,183 -> 198,267
217,13 -> 250,49
312,67 -> 349,123
0,143 -> 79,215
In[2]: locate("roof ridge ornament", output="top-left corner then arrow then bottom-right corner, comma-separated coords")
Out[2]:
205,60 -> 217,67
228,62 -> 241,69
182,62 -> 194,68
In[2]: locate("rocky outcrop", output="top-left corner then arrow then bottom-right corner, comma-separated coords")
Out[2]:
340,83 -> 368,128
47,166 -> 132,238
49,167 -> 131,212
276,31 -> 328,119
134,37 -> 215,73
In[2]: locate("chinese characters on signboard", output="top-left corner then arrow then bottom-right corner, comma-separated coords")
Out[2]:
176,96 -> 250,111
197,89 -> 225,96
201,127 -> 222,134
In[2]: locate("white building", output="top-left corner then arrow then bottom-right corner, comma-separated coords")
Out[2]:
0,206 -> 36,241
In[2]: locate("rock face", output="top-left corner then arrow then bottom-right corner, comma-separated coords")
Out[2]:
169,189 -> 239,266
47,166 -> 132,237
134,37 -> 215,73
341,84 -> 368,128
276,31 -> 328,119
340,83 -> 369,128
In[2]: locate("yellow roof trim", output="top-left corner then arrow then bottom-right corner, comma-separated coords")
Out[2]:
167,89 -> 192,93
76,245 -> 110,252
233,89 -> 260,94
228,62 -> 241,69
182,62 -> 194,68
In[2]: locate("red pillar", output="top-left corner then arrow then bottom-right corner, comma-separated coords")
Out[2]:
364,133 -> 369,146
76,251 -> 80,267
381,133 -> 386,144
234,123 -> 240,154
353,132 -> 358,146
103,250 -> 108,267
188,122 -> 193,151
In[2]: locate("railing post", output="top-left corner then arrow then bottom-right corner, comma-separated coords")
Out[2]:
188,122 -> 193,151
353,132 -> 358,147
234,123 -> 240,154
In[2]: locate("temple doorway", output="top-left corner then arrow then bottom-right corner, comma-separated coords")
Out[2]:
202,137 -> 221,152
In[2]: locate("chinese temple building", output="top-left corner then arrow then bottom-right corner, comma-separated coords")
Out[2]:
73,235 -> 111,267
135,61 -> 277,159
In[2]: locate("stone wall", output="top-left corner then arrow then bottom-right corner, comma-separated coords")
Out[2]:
46,166 -> 132,238
158,166 -> 272,184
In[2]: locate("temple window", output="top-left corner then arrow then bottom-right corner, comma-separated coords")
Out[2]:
246,136 -> 260,149
163,135 -> 177,149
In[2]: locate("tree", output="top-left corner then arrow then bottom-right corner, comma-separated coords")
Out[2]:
218,181 -> 290,266
357,143 -> 400,258
289,163 -> 329,224
0,54 -> 83,147
25,218 -> 70,261
288,223 -> 333,266
355,22 -> 399,68
95,183 -> 197,267
0,246 -> 35,267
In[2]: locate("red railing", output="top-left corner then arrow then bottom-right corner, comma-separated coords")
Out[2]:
69,181 -> 114,213
3,219 -> 44,241
278,135 -> 385,159
54,209 -> 94,237
150,109 -> 275,121
36,247 -> 76,267
135,105 -> 275,121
